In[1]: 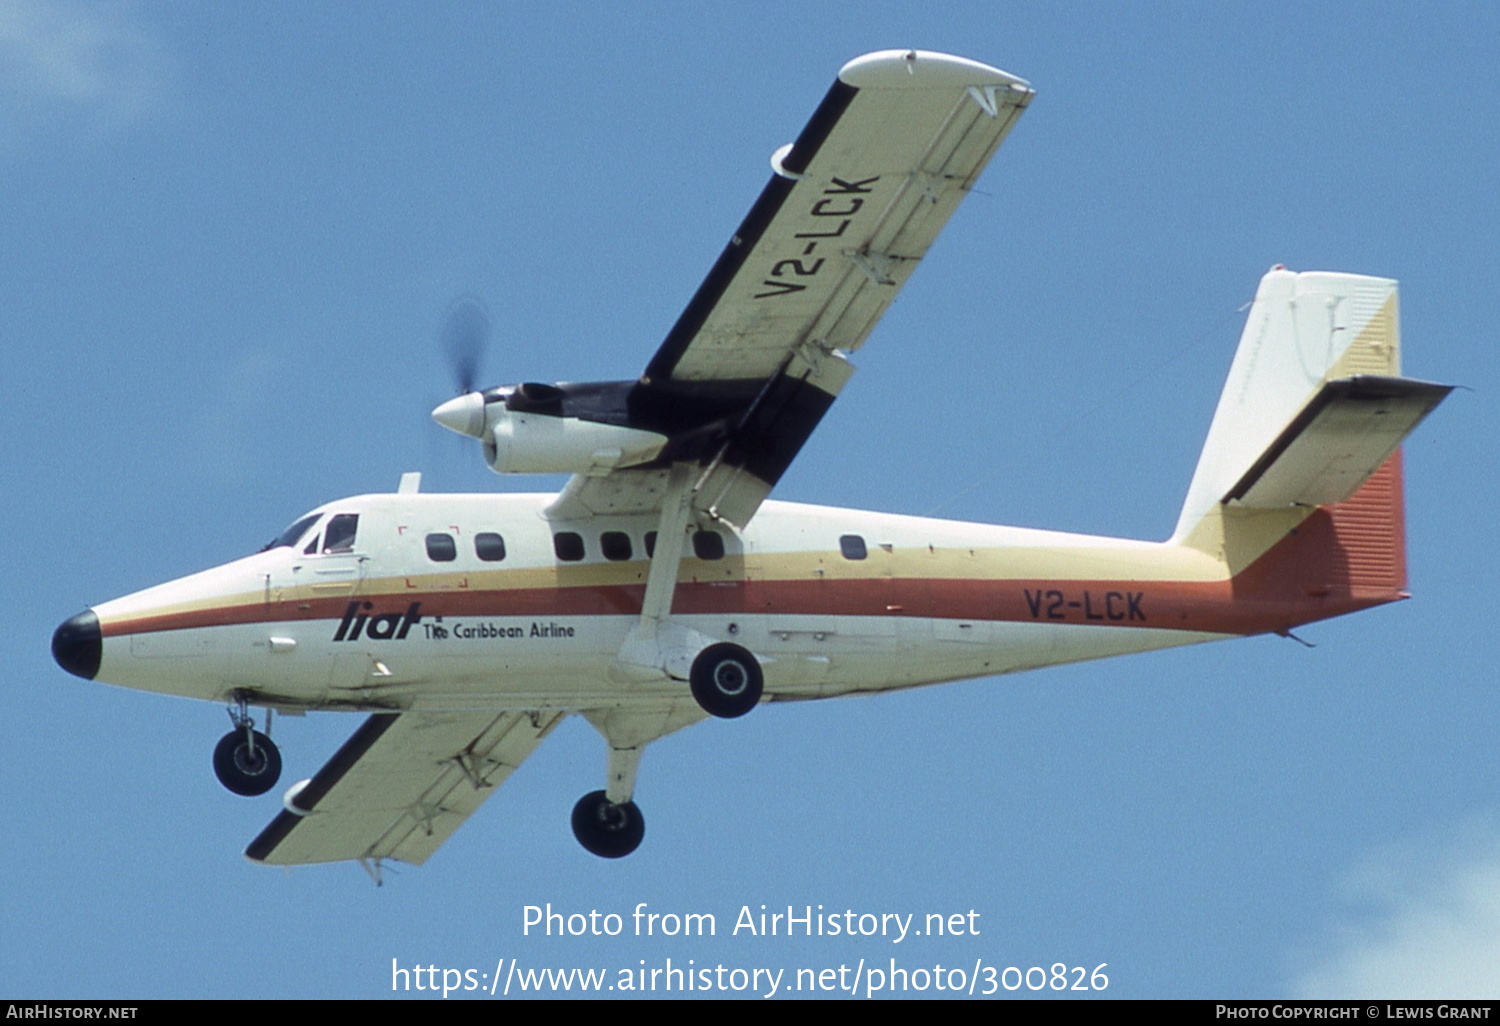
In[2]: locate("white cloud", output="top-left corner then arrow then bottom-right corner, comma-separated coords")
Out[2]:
1293,815 -> 1500,998
0,0 -> 166,128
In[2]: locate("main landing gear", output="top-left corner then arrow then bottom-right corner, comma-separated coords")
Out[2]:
213,692 -> 282,797
689,642 -> 763,719
571,790 -> 645,858
567,640 -> 762,858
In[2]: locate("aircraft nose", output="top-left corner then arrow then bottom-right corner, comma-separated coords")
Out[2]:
52,610 -> 102,681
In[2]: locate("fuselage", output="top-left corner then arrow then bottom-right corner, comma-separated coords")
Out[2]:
52,488 -> 1394,714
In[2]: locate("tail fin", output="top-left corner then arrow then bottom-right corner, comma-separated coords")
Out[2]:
1173,267 -> 1450,616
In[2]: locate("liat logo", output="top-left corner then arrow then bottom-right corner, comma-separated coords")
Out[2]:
332,601 -> 423,642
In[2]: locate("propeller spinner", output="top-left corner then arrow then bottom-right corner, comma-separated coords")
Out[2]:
431,391 -> 489,438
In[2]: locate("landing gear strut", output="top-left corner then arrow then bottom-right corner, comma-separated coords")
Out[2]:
571,790 -> 645,858
213,693 -> 282,797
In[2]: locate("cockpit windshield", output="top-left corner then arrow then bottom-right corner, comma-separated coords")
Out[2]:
262,512 -> 322,552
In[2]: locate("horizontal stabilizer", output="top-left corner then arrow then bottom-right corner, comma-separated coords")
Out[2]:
1224,376 -> 1452,509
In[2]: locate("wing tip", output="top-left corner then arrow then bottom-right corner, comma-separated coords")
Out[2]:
244,809 -> 300,864
838,49 -> 1029,90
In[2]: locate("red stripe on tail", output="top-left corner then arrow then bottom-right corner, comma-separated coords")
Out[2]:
1231,451 -> 1408,625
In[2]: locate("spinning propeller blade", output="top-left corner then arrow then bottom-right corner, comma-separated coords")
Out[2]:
439,294 -> 491,394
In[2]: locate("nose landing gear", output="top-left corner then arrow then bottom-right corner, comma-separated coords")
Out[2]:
213,693 -> 282,797
570,790 -> 645,858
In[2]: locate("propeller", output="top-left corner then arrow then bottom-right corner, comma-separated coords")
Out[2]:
432,295 -> 494,438
439,294 -> 492,395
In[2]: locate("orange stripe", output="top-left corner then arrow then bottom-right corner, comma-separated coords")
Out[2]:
103,458 -> 1410,641
101,562 -> 1398,640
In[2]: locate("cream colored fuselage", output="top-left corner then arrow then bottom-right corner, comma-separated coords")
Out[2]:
89,492 -> 1234,715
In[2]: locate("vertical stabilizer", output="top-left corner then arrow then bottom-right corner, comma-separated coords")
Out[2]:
1168,268 -> 1452,629
1172,267 -> 1402,543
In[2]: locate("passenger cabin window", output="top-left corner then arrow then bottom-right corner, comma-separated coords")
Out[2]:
693,529 -> 725,561
840,534 -> 868,560
554,532 -> 585,562
322,514 -> 359,553
426,533 -> 457,562
601,531 -> 632,561
475,532 -> 506,562
644,531 -> 657,558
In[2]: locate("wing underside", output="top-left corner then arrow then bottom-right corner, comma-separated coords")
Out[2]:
246,709 -> 565,867
552,50 -> 1032,527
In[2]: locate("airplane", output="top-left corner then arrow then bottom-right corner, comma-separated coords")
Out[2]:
51,50 -> 1451,878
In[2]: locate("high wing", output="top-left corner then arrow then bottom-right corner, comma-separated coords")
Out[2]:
246,710 -> 565,871
549,50 -> 1032,527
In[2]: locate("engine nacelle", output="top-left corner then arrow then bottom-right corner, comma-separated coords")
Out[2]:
486,408 -> 667,475
434,381 -> 675,476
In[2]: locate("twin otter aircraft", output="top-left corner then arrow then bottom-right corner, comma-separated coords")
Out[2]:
52,51 -> 1450,875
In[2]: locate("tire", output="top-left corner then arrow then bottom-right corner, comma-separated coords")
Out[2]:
570,790 -> 645,858
689,642 -> 763,718
212,729 -> 282,797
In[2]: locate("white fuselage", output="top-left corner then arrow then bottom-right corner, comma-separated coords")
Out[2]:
83,492 -> 1233,714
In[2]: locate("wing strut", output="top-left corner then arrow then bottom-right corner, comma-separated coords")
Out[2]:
611,462 -> 722,682
637,462 -> 695,629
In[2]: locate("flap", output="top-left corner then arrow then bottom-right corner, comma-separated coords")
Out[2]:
246,709 -> 565,867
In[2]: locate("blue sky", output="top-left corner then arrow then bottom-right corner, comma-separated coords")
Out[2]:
4,1 -> 1496,1000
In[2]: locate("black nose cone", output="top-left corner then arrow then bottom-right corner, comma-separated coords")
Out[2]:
53,610 -> 102,680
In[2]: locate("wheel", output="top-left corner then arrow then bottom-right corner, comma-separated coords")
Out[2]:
689,642 -> 763,718
571,790 -> 645,858
212,729 -> 282,796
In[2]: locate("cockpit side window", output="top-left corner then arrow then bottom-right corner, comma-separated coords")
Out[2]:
322,514 -> 359,553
